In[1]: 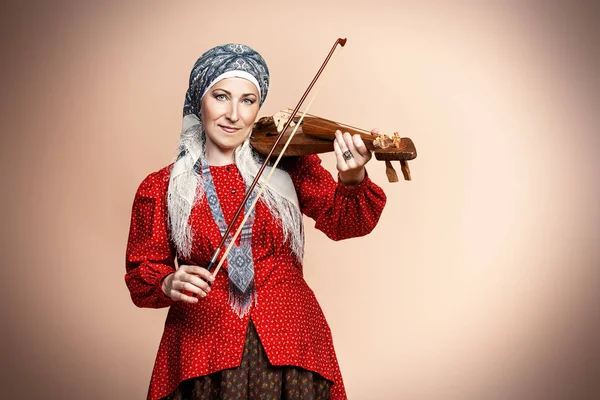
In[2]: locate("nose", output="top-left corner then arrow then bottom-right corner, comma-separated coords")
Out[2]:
226,102 -> 239,123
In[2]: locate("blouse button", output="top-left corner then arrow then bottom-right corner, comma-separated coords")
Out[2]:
226,166 -> 231,171
231,189 -> 237,194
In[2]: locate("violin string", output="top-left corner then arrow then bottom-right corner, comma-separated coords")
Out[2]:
278,115 -> 377,139
278,109 -> 375,135
273,110 -> 380,149
211,45 -> 344,278
299,121 -> 375,138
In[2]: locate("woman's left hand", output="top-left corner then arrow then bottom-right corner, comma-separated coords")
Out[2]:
333,128 -> 379,187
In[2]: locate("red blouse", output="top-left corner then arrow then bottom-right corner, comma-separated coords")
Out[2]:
125,154 -> 386,400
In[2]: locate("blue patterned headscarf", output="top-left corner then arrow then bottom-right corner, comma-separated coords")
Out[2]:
183,43 -> 270,118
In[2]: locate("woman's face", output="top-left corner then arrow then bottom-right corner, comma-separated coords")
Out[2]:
200,77 -> 260,161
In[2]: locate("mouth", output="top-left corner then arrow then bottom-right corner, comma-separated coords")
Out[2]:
218,125 -> 241,133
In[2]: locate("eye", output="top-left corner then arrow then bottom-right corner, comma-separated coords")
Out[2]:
215,93 -> 227,101
242,98 -> 256,105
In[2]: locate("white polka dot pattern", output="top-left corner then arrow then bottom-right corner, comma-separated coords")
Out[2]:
125,154 -> 386,400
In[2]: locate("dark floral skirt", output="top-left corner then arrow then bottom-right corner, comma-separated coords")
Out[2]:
162,320 -> 332,400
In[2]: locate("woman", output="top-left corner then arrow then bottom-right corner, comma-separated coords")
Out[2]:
125,43 -> 386,400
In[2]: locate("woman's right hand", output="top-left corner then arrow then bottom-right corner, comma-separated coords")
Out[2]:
161,264 -> 215,304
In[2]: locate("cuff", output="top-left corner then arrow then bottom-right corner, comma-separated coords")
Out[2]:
142,262 -> 176,308
336,169 -> 372,196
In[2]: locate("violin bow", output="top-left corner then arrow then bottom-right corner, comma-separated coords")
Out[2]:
206,38 -> 347,278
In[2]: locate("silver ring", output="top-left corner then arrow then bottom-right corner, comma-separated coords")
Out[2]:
343,150 -> 353,160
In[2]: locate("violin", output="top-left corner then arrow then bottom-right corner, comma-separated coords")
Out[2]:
251,109 -> 417,181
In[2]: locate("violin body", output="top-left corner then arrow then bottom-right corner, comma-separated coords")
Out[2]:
250,110 -> 417,181
251,115 -> 335,157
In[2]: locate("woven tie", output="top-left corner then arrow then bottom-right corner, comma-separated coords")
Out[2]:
199,159 -> 257,318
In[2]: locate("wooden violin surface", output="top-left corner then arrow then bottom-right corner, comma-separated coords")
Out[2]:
251,116 -> 333,157
251,115 -> 417,161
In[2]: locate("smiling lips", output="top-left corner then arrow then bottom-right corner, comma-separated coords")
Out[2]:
218,125 -> 241,133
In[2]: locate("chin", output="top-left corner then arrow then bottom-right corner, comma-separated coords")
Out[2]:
223,139 -> 244,148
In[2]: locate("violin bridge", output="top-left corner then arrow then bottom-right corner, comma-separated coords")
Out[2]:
273,110 -> 296,133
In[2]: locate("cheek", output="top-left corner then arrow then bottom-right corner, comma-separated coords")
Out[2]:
243,106 -> 260,125
201,99 -> 223,121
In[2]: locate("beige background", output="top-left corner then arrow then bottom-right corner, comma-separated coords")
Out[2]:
1,1 -> 599,399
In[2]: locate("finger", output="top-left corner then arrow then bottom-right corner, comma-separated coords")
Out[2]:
170,290 -> 200,304
181,274 -> 212,293
333,139 -> 348,171
335,129 -> 346,151
370,127 -> 379,135
173,275 -> 210,299
178,281 -> 201,295
334,132 -> 356,170
342,132 -> 356,154
182,265 -> 215,282
340,132 -> 358,168
334,131 -> 349,163
179,281 -> 210,297
353,134 -> 372,160
343,132 -> 366,168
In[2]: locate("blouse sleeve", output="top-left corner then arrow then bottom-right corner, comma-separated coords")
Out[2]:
286,154 -> 387,241
124,168 -> 176,308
